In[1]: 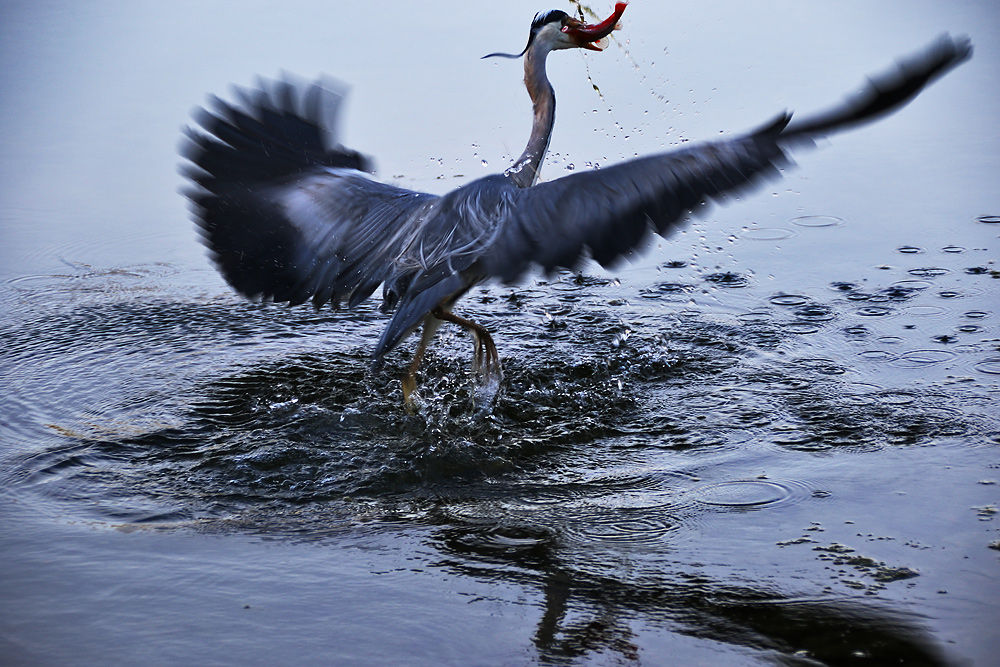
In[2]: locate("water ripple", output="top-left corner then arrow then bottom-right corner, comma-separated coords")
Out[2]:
907,267 -> 950,278
770,294 -> 810,306
703,271 -> 752,288
890,349 -> 958,368
742,227 -> 796,241
974,357 -> 1000,375
687,479 -> 812,509
561,509 -> 685,546
789,215 -> 844,228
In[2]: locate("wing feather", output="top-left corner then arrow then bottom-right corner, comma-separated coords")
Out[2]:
182,75 -> 438,310
480,125 -> 790,283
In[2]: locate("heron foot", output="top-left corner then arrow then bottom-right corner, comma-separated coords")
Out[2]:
430,306 -> 504,412
469,324 -> 504,411
401,373 -> 419,415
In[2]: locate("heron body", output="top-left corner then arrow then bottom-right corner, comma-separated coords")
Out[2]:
182,3 -> 971,411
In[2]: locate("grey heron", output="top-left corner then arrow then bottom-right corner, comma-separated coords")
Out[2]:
182,3 -> 970,411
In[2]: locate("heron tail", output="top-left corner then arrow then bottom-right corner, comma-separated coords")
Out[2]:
182,75 -> 370,191
180,75 -> 375,304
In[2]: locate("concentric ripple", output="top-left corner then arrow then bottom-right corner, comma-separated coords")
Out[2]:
703,271 -> 752,288
688,479 -> 811,509
742,227 -> 796,241
890,349 -> 958,368
902,305 -> 949,317
769,294 -> 810,307
789,215 -> 844,228
856,305 -> 894,317
561,508 -> 685,546
907,267 -> 950,278
974,357 -> 1000,375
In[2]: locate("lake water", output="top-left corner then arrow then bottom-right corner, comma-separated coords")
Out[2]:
2,1 -> 999,665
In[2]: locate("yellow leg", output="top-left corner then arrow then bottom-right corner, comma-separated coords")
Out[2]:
402,315 -> 442,414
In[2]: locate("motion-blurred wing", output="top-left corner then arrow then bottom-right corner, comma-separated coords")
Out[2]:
479,33 -> 971,283
480,119 -> 792,283
182,75 -> 437,308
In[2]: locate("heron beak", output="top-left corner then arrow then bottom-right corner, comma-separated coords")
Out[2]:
562,2 -> 627,51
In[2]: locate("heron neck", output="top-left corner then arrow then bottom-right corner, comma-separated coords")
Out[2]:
507,47 -> 555,188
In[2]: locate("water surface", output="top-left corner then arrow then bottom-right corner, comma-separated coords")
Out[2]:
2,1 -> 999,665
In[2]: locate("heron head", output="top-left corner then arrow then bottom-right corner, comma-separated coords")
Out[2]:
483,2 -> 627,59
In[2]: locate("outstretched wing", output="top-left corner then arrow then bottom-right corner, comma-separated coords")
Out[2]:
481,123 -> 790,282
182,75 -> 437,309
478,34 -> 971,284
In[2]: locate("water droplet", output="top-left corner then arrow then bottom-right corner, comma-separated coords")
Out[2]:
612,329 -> 632,348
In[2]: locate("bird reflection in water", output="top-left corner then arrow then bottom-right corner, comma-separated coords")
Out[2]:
182,3 -> 970,412
435,522 -> 955,665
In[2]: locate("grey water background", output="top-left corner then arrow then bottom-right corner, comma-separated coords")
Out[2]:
2,1 -> 999,664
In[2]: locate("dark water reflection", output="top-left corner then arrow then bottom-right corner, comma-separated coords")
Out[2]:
3,1 -> 1000,665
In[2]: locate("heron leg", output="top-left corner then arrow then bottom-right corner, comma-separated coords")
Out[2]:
402,315 -> 443,414
430,307 -> 503,392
